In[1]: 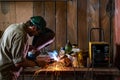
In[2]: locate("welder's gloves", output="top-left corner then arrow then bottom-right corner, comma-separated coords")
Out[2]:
26,50 -> 40,60
26,51 -> 36,60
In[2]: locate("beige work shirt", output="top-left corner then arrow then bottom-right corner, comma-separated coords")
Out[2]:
0,23 -> 29,80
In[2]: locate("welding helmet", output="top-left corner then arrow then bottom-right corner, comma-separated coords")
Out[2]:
30,16 -> 46,33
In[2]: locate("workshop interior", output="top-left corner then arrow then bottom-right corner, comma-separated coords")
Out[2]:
0,0 -> 120,80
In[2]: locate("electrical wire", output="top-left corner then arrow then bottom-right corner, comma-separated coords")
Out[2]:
73,67 -> 77,80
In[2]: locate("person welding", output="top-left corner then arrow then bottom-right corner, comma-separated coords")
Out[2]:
0,16 -> 55,80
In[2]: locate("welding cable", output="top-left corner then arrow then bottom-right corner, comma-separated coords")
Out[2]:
83,64 -> 93,80
31,72 -> 38,80
29,61 -> 40,80
73,67 -> 77,80
83,67 -> 90,80
33,60 -> 40,67
31,74 -> 37,80
31,68 -> 41,80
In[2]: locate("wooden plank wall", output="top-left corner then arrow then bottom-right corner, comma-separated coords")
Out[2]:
78,0 -> 87,50
0,0 -> 112,54
114,0 -> 120,68
33,1 -> 78,51
0,2 -> 16,31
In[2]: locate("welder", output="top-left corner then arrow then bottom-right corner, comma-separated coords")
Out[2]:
0,16 -> 55,80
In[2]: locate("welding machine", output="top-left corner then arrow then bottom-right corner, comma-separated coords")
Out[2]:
88,28 -> 110,67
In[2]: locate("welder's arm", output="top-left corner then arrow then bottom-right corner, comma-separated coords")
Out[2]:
26,28 -> 55,66
16,57 -> 50,67
26,28 -> 55,60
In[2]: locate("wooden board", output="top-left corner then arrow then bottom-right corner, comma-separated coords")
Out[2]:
15,2 -> 33,22
56,1 -> 67,50
67,0 -> 77,44
33,2 -> 45,16
78,0 -> 87,50
0,2 -> 16,31
23,67 -> 120,76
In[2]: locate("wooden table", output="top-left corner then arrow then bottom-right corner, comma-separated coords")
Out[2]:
18,67 -> 120,80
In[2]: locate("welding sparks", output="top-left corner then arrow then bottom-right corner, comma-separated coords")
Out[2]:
46,62 -> 66,71
32,62 -> 70,80
34,61 -> 70,75
54,64 -> 61,70
32,60 -> 72,80
33,50 -> 72,79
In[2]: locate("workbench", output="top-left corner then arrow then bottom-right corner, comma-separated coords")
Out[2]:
18,67 -> 120,80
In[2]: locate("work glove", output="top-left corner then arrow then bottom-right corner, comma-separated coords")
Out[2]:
26,51 -> 36,60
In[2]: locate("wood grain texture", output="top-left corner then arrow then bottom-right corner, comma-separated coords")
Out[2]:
99,0 -> 110,42
78,0 -> 87,50
114,0 -> 120,68
87,0 -> 100,42
114,0 -> 120,44
0,2 -> 16,31
33,2 -> 45,16
18,67 -> 119,80
56,1 -> 67,50
15,2 -> 33,22
67,0 -> 77,44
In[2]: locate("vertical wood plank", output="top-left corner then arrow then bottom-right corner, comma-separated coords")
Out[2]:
78,0 -> 87,50
67,0 -> 77,44
87,0 -> 100,42
33,2 -> 45,17
15,2 -> 33,22
56,1 -> 67,50
100,0 -> 114,63
114,0 -> 120,67
99,0 -> 110,42
45,2 -> 56,50
114,0 -> 120,45
0,2 -> 16,31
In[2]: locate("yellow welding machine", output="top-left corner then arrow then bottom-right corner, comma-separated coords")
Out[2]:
89,42 -> 110,67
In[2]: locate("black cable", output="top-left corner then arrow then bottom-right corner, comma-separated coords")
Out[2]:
33,60 -> 40,67
30,60 -> 41,80
83,63 -> 92,80
73,67 -> 77,80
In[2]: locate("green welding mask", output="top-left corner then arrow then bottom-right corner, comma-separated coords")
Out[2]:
30,16 -> 46,33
